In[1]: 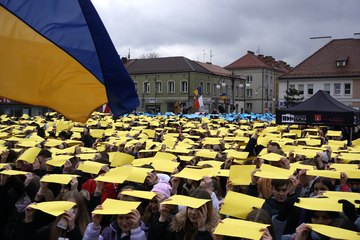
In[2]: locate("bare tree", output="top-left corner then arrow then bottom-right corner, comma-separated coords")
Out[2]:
139,52 -> 160,59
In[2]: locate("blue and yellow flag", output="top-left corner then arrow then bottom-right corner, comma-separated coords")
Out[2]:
0,0 -> 139,122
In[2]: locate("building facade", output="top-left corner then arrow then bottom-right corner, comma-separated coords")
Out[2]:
125,57 -> 245,113
279,38 -> 360,109
225,51 -> 291,113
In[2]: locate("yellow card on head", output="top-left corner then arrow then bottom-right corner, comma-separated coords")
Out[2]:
92,198 -> 141,215
151,159 -> 179,173
77,161 -> 106,175
126,166 -> 152,183
220,191 -> 265,219
330,163 -> 358,171
177,155 -> 194,162
173,167 -> 214,181
306,170 -> 341,179
225,150 -> 249,160
195,149 -> 218,159
29,201 -> 75,217
46,155 -> 73,167
95,166 -> 130,184
154,152 -> 177,161
259,153 -> 284,162
197,160 -> 223,169
161,195 -> 209,209
306,224 -> 360,240
17,147 -> 41,164
0,169 -> 28,175
40,174 -> 78,185
294,197 -> 342,212
254,164 -> 293,180
109,152 -> 135,167
229,165 -> 256,185
121,190 -> 157,200
322,191 -> 360,208
214,218 -> 269,240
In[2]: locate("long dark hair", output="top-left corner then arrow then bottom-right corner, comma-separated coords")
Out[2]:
184,188 -> 212,240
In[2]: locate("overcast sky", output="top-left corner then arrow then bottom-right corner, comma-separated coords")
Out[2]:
92,0 -> 360,68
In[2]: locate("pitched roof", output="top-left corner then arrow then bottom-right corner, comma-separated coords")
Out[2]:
280,38 -> 360,79
125,56 -> 212,75
195,61 -> 232,77
225,51 -> 291,73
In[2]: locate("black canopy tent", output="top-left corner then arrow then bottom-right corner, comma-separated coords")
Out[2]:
276,90 -> 360,144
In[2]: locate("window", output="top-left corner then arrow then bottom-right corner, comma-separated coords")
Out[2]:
155,81 -> 162,94
246,75 -> 252,83
168,81 -> 175,93
298,84 -> 304,95
289,84 -> 295,90
246,89 -> 252,97
307,84 -> 313,95
144,81 -> 150,93
212,83 -> 216,94
334,83 -> 341,94
225,85 -> 229,95
181,80 -> 188,93
235,86 -> 239,97
246,103 -> 252,111
134,82 -> 138,93
206,82 -> 210,94
200,81 -> 204,93
336,60 -> 347,67
344,83 -> 351,95
324,83 -> 330,94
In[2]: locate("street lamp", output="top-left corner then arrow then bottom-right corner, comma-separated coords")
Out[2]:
255,86 -> 275,113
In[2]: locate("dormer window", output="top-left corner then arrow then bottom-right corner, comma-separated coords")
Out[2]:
335,57 -> 347,67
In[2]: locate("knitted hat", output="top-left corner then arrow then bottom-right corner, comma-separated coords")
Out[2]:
151,182 -> 172,199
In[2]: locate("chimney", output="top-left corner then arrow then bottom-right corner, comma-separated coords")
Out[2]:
247,50 -> 254,55
121,57 -> 128,63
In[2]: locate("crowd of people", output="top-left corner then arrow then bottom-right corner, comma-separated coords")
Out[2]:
0,112 -> 359,240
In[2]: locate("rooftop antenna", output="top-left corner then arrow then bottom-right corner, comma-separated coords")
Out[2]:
128,48 -> 131,59
202,49 -> 206,62
209,50 -> 213,63
256,45 -> 262,55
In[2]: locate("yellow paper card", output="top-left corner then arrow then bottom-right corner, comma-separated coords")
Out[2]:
92,198 -> 141,215
177,155 -> 195,162
154,152 -> 177,161
30,201 -> 75,217
44,139 -> 64,147
306,170 -> 341,179
41,174 -> 78,185
197,160 -> 223,169
195,149 -> 218,159
17,147 -> 41,164
294,197 -> 342,212
259,153 -> 284,162
95,166 -> 130,184
46,155 -> 73,167
76,153 -> 97,160
220,191 -> 265,219
0,169 -> 28,175
254,164 -> 293,180
342,169 -> 360,179
151,159 -> 179,173
131,157 -> 155,167
214,218 -> 269,240
306,223 -> 360,240
330,163 -> 358,171
289,162 -> 315,171
77,161 -> 106,175
322,191 -> 360,208
229,165 -> 256,185
90,129 -> 104,138
161,195 -> 209,208
126,166 -> 152,183
121,190 -> 157,200
109,152 -> 135,167
216,169 -> 230,177
173,167 -> 214,181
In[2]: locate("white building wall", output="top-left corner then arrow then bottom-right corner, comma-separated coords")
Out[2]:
279,78 -> 354,107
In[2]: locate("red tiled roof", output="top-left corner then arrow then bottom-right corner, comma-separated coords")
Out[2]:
225,51 -> 291,73
281,38 -> 360,79
225,52 -> 269,69
195,61 -> 232,77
